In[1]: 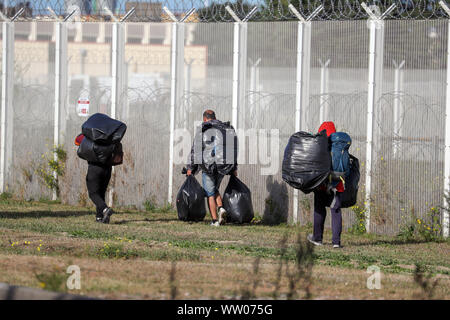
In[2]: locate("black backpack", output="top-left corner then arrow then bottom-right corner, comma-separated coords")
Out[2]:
194,120 -> 238,176
340,155 -> 360,208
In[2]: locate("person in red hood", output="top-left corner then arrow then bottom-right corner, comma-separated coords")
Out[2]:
307,121 -> 344,248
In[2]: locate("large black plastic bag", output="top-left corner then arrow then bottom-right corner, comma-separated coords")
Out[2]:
77,136 -> 115,164
82,113 -> 127,144
223,176 -> 254,224
341,155 -> 360,208
282,131 -> 331,194
176,176 -> 207,222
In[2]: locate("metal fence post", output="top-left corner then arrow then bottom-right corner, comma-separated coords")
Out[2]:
166,7 -> 195,205
289,4 -> 323,224
0,20 -> 14,194
439,1 -> 450,237
361,2 -> 395,233
232,21 -> 240,129
53,18 -> 69,200
226,6 -> 257,131
0,9 -> 23,194
106,7 -> 135,207
111,22 -> 125,120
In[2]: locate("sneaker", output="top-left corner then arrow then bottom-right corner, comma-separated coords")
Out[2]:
101,207 -> 114,224
95,216 -> 103,223
307,234 -> 323,246
218,207 -> 227,225
210,221 -> 220,227
333,244 -> 343,249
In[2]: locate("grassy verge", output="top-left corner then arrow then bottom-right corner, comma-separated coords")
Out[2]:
0,199 -> 449,299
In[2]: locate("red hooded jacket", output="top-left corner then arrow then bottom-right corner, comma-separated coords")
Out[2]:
318,121 -> 344,193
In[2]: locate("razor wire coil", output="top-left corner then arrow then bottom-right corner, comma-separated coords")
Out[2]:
3,1 -> 450,22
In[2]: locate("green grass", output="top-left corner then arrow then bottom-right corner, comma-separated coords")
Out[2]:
0,200 -> 448,275
0,199 -> 449,299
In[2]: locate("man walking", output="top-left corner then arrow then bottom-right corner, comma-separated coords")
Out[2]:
75,113 -> 125,224
186,110 -> 238,227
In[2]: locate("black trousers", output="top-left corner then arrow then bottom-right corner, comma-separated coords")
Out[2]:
86,163 -> 112,217
313,190 -> 343,245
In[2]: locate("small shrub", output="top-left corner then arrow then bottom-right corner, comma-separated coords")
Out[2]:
143,197 -> 175,213
251,213 -> 262,223
348,204 -> 366,235
36,144 -> 67,198
416,207 -> 443,242
397,223 -> 416,241
398,206 -> 443,242
0,192 -> 13,201
143,197 -> 158,212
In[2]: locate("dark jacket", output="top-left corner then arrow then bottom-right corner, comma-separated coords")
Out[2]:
82,141 -> 122,167
187,119 -> 238,176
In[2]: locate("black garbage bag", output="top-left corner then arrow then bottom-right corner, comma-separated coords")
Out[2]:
82,113 -> 127,144
176,176 -> 207,222
223,175 -> 254,224
77,136 -> 115,164
282,131 -> 331,194
341,155 -> 360,208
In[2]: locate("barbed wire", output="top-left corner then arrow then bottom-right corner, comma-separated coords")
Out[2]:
3,1 -> 450,22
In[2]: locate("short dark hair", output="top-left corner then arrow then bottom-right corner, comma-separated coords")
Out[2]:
203,109 -> 216,120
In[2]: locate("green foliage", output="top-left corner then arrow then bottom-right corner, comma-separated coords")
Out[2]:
98,242 -> 139,260
348,204 -> 367,235
35,268 -> 66,292
252,212 -> 262,223
0,192 -> 13,201
143,197 -> 175,213
36,144 -> 67,198
398,206 -> 444,242
416,207 -> 442,242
